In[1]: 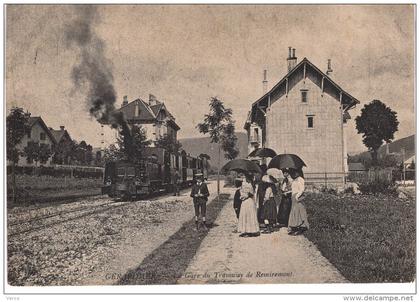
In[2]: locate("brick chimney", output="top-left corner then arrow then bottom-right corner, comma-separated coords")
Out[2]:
149,94 -> 158,106
287,47 -> 297,72
122,95 -> 128,107
134,101 -> 140,117
326,59 -> 333,76
262,69 -> 268,93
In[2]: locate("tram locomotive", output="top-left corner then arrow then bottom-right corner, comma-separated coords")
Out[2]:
102,147 -> 209,200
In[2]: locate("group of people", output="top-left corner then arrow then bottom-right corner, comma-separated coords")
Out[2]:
188,168 -> 310,236
234,168 -> 309,237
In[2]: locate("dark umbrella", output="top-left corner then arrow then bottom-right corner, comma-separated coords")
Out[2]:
248,148 -> 277,158
268,154 -> 306,170
248,148 -> 259,157
221,159 -> 262,174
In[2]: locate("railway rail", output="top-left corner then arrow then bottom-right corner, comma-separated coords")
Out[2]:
8,201 -> 131,237
7,186 -> 194,238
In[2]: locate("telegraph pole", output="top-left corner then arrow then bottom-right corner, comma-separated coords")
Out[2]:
402,148 -> 406,186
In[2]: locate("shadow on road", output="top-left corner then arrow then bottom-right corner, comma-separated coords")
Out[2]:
117,193 -> 231,285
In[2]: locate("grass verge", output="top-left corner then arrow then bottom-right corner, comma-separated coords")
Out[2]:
117,193 -> 231,285
304,192 -> 415,282
7,175 -> 102,205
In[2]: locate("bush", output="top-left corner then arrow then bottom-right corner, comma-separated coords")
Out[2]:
319,185 -> 338,195
356,168 -> 397,195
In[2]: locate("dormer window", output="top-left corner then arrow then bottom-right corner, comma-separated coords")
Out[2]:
301,89 -> 308,103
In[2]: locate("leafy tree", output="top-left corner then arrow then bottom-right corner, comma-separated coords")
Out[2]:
103,144 -> 124,163
197,97 -> 239,199
23,142 -> 52,167
71,140 -> 94,166
115,124 -> 151,163
155,134 -> 182,153
7,107 -> 31,203
39,144 -> 53,165
24,142 -> 39,165
52,138 -> 76,165
355,100 -> 399,165
85,144 -> 93,165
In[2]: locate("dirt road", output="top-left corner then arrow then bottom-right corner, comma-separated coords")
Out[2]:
8,180 -> 346,285
178,193 -> 347,284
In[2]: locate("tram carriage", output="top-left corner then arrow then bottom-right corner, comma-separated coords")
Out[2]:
102,147 -> 208,200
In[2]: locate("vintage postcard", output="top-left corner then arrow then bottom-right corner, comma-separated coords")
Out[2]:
4,3 -> 416,297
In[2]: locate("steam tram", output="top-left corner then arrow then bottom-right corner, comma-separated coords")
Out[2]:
102,147 -> 209,200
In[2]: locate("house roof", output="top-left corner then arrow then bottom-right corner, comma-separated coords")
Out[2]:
116,96 -> 180,130
49,128 -> 72,143
245,58 -> 360,129
28,116 -> 57,145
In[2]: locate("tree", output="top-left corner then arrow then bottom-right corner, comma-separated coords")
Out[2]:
39,144 -> 53,165
7,107 -> 31,203
155,134 -> 182,153
71,140 -> 94,166
52,138 -> 76,165
103,144 -> 123,163
355,100 -> 399,166
197,97 -> 239,199
24,142 -> 53,167
24,141 -> 40,165
113,124 -> 151,163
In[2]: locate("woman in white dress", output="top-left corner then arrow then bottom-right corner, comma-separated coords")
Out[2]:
288,169 -> 309,236
237,174 -> 260,237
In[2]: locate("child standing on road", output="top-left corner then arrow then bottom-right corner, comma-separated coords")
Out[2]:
190,173 -> 210,231
261,175 -> 278,234
233,177 -> 243,219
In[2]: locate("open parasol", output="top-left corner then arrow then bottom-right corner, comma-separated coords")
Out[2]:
248,147 -> 277,158
221,159 -> 262,175
268,154 -> 306,170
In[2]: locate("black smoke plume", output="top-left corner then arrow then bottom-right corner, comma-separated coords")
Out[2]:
65,5 -> 133,156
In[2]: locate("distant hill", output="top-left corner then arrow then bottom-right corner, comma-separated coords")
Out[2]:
351,134 -> 415,162
179,132 -> 248,170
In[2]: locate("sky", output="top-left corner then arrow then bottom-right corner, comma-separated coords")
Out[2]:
6,4 -> 415,153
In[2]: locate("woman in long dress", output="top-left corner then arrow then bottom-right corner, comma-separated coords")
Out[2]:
288,169 -> 309,236
277,169 -> 293,228
237,174 -> 260,237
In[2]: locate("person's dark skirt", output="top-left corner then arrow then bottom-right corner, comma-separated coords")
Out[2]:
277,193 -> 292,226
262,198 -> 277,224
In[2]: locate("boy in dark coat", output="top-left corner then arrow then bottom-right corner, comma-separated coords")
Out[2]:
190,173 -> 210,231
233,178 -> 243,219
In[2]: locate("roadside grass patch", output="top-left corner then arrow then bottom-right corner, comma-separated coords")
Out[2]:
7,175 -> 102,205
117,193 -> 231,285
304,192 -> 415,282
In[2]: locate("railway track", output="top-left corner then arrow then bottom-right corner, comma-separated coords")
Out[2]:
8,200 -> 118,227
7,184 -> 197,238
8,200 -> 131,237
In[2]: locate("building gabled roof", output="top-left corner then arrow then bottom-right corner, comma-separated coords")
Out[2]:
150,102 -> 163,116
116,96 -> 180,130
245,58 -> 360,129
49,128 -> 72,144
28,116 -> 57,145
117,98 -> 156,122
